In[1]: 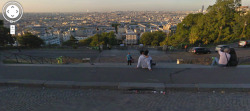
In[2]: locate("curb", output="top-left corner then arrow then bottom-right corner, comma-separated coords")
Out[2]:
3,64 -> 250,68
119,82 -> 165,90
1,79 -> 250,91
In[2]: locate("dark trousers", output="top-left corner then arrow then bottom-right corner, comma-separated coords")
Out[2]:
127,60 -> 132,65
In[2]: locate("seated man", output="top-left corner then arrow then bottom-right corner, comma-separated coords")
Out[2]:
211,48 -> 231,67
137,50 -> 152,71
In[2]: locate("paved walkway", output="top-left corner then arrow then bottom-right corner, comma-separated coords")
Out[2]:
1,63 -> 250,85
3,63 -> 250,68
1,86 -> 250,111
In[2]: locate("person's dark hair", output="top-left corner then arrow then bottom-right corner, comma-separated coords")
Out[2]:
228,48 -> 238,66
140,50 -> 144,55
144,50 -> 149,56
229,48 -> 236,55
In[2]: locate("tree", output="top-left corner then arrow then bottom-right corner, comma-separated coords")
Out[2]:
140,31 -> 166,46
69,35 -> 78,43
107,31 -> 117,45
140,32 -> 153,45
162,0 -> 246,47
88,32 -> 117,47
63,35 -> 78,48
90,34 -> 102,47
111,23 -> 120,34
0,20 -> 14,46
79,38 -> 92,46
17,33 -> 44,48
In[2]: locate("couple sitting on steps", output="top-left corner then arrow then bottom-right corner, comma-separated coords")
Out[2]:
137,50 -> 156,71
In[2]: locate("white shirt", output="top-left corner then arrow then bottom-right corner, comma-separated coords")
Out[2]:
218,51 -> 231,65
137,55 -> 152,70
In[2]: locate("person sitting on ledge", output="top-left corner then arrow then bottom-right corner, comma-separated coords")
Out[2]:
211,48 -> 231,67
137,50 -> 152,71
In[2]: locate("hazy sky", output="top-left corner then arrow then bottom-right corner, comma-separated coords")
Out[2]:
0,0 -> 250,12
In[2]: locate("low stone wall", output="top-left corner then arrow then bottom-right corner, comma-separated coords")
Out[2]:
177,58 -> 212,65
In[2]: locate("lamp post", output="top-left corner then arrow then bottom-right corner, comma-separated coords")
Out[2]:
96,27 -> 101,52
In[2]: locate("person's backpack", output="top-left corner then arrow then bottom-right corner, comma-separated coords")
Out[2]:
227,48 -> 238,67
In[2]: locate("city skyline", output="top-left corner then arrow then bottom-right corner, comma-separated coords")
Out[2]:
0,0 -> 250,13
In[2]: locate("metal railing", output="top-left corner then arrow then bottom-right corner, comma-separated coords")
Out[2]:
2,52 -> 56,64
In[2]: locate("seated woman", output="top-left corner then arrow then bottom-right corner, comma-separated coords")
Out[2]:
211,48 -> 231,67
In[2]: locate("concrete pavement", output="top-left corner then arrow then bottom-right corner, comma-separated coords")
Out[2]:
3,63 -> 250,68
1,63 -> 250,90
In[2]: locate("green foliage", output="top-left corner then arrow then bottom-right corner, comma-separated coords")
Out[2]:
79,38 -> 92,46
111,23 -> 120,34
69,35 -> 77,42
63,35 -> 78,47
17,33 -> 44,48
140,32 -> 153,45
161,0 -> 249,47
0,20 -> 14,46
0,20 -> 3,26
140,31 -> 166,46
62,40 -> 75,46
85,31 -> 117,47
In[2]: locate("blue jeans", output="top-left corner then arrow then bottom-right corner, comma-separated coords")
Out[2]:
211,57 -> 227,67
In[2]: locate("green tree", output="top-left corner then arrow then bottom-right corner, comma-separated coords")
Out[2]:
90,34 -> 102,47
111,23 -> 120,34
107,31 -> 117,45
140,32 -> 153,45
0,20 -> 14,46
79,38 -> 92,46
162,0 -> 246,47
63,35 -> 78,48
89,32 -> 117,47
17,33 -> 44,48
140,31 -> 166,46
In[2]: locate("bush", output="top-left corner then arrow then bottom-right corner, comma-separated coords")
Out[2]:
17,33 -> 44,48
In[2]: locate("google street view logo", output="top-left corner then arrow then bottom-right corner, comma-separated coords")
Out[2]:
2,1 -> 23,34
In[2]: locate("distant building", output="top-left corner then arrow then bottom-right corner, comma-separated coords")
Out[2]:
46,38 -> 61,45
163,23 -> 177,34
75,37 -> 88,41
236,6 -> 249,15
125,30 -> 138,45
201,5 -> 204,13
39,33 -> 61,45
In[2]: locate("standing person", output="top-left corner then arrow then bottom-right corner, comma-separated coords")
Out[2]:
211,48 -> 231,67
126,52 -> 132,66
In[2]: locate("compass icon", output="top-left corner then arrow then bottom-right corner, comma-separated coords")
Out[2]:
6,5 -> 20,19
2,1 -> 23,34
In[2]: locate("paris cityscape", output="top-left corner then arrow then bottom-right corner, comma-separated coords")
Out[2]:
1,10 -> 198,45
1,0 -> 250,111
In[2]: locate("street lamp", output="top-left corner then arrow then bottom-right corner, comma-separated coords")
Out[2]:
96,27 -> 101,52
